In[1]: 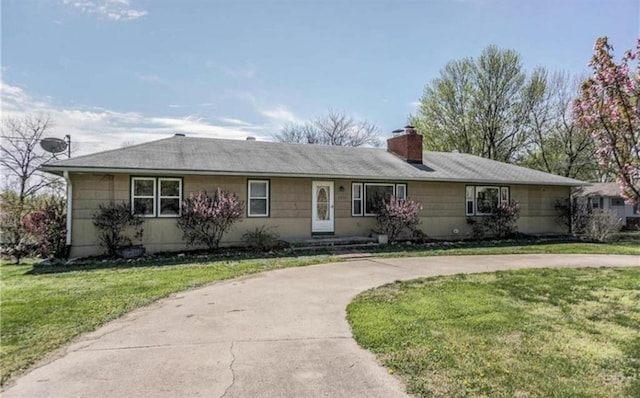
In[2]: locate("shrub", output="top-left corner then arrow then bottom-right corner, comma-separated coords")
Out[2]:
375,196 -> 423,241
555,197 -> 592,235
22,196 -> 67,259
467,217 -> 486,239
475,201 -> 521,239
242,226 -> 281,251
92,202 -> 144,257
584,209 -> 622,242
177,190 -> 243,250
0,192 -> 32,264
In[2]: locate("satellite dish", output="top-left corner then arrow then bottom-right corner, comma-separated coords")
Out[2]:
40,137 -> 68,154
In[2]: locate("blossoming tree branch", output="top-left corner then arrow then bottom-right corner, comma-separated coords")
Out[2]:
574,37 -> 640,205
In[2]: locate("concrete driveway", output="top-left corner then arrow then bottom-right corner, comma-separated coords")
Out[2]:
4,254 -> 638,398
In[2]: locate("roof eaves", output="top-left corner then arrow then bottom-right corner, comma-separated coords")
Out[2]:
40,165 -> 586,186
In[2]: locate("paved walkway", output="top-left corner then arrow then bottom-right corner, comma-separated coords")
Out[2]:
4,254 -> 638,397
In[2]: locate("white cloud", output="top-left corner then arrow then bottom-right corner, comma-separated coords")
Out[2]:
258,105 -> 298,125
408,101 -> 421,109
206,62 -> 257,79
137,73 -> 179,91
60,0 -> 148,21
1,80 -> 271,156
217,116 -> 252,126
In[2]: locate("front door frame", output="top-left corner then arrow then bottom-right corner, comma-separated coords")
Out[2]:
311,181 -> 334,234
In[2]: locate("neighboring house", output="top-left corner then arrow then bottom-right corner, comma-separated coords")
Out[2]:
41,128 -> 584,258
577,182 -> 640,228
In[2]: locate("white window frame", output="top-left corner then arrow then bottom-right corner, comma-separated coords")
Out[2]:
352,183 -> 363,216
466,186 -> 475,216
466,185 -> 510,216
248,180 -> 269,217
131,177 -> 157,217
158,178 -> 183,218
358,182 -> 407,217
395,184 -> 407,201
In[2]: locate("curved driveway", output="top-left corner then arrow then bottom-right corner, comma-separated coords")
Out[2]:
4,254 -> 639,398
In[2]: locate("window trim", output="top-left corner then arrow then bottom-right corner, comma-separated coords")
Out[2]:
131,177 -> 157,218
466,185 -> 510,216
364,183 -> 396,216
157,177 -> 183,218
351,182 -> 408,217
352,183 -> 363,216
395,183 -> 407,201
247,179 -> 270,217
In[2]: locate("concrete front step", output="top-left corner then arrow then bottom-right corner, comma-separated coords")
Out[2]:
285,236 -> 377,248
289,242 -> 380,252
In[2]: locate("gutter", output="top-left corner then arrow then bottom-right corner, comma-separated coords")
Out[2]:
40,166 -> 586,187
63,171 -> 72,259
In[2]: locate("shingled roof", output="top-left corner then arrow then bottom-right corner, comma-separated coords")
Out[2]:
42,135 -> 584,186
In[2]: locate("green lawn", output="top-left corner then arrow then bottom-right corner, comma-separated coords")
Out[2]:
0,255 -> 332,386
1,240 -> 638,387
375,241 -> 640,257
347,267 -> 640,397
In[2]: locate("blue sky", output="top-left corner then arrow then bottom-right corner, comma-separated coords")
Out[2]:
2,0 -> 638,154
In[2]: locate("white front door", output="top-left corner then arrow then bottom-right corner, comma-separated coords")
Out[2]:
312,181 -> 334,233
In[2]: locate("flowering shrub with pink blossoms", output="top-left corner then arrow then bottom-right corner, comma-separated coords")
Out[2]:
573,37 -> 640,205
177,190 -> 244,250
375,196 -> 423,241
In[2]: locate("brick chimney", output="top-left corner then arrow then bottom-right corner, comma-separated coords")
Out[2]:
386,125 -> 423,164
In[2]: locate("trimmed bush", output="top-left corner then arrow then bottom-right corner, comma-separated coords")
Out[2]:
177,190 -> 243,250
481,201 -> 521,239
242,226 -> 281,251
92,202 -> 144,257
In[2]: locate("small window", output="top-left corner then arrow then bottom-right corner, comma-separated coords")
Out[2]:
352,183 -> 363,216
396,184 -> 407,201
500,186 -> 509,205
132,177 -> 156,217
158,178 -> 182,217
248,180 -> 269,217
466,186 -> 475,216
611,198 -> 625,206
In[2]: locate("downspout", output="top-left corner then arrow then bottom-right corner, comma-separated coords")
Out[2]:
63,171 -> 73,259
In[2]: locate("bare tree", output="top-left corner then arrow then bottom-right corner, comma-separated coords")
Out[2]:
1,114 -> 61,204
274,110 -> 381,147
521,71 -> 599,180
0,114 -> 63,262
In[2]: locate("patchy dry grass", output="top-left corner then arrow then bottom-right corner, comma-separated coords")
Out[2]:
347,267 -> 640,397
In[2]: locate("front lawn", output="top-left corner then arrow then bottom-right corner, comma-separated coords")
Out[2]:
0,255 -> 332,386
347,267 -> 640,397
375,240 -> 640,257
1,240 -> 637,387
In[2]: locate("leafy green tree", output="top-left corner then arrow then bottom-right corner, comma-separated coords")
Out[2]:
410,45 -> 539,162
